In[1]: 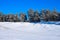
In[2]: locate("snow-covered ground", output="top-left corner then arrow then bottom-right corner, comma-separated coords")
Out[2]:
0,22 -> 60,40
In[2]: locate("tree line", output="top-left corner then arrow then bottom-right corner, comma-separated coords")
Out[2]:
0,9 -> 60,22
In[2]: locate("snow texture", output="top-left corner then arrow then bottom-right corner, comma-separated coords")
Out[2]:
0,22 -> 60,40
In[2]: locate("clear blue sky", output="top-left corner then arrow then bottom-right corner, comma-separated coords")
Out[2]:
0,0 -> 60,14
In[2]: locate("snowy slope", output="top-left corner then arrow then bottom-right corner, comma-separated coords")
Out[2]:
0,22 -> 60,40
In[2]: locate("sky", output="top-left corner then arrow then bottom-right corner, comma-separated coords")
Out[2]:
0,0 -> 60,14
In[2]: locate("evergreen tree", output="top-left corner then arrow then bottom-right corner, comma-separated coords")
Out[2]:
28,9 -> 34,22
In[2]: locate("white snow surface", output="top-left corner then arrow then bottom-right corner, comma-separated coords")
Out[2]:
0,22 -> 60,40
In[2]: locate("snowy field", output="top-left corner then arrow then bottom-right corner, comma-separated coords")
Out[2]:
0,22 -> 60,40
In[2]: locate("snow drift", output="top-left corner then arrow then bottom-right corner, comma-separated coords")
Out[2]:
0,22 -> 60,40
